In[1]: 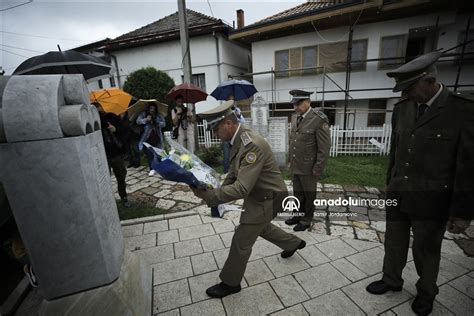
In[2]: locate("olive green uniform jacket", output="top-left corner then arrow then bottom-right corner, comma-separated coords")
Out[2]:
199,125 -> 288,223
289,108 -> 331,177
386,88 -> 474,220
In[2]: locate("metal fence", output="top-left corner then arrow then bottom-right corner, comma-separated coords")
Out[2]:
329,124 -> 392,157
166,122 -> 392,156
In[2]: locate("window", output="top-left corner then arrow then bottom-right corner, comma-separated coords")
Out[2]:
351,39 -> 368,71
274,39 -> 367,77
457,30 -> 474,63
367,99 -> 387,127
275,50 -> 289,78
319,41 -> 348,73
379,35 -> 407,69
109,76 -> 116,87
192,74 -> 206,91
303,46 -> 318,75
98,79 -> 103,89
182,73 -> 206,91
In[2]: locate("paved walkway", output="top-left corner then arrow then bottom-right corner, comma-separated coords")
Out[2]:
117,167 -> 474,315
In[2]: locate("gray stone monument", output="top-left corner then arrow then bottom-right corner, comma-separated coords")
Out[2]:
0,75 -> 150,315
268,117 -> 289,166
250,96 -> 269,138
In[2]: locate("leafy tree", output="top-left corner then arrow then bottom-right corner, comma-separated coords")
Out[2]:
123,67 -> 174,101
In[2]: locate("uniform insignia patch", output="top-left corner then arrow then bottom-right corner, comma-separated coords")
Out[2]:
245,152 -> 257,164
241,132 -> 253,146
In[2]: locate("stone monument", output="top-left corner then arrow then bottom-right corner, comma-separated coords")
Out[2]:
0,75 -> 151,315
268,117 -> 289,166
250,96 -> 269,138
249,96 -> 288,166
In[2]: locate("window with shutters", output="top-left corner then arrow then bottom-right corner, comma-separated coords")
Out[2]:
319,41 -> 348,73
274,39 -> 367,77
289,48 -> 303,76
379,35 -> 407,69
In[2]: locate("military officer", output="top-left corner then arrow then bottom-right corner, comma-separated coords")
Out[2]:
366,51 -> 474,315
285,90 -> 331,231
191,101 -> 305,298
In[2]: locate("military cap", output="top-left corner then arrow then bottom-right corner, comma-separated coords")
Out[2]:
387,50 -> 442,92
289,89 -> 313,104
198,100 -> 235,131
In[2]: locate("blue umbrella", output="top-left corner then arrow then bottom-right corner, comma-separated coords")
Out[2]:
210,79 -> 258,101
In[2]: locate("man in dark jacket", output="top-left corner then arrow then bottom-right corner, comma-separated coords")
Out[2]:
366,51 -> 473,315
95,103 -> 131,208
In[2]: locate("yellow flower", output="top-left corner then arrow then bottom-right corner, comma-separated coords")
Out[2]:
180,154 -> 191,162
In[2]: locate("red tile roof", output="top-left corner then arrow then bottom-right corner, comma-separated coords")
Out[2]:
251,1 -> 336,26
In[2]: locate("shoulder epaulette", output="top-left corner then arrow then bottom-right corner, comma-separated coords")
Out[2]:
312,108 -> 328,122
240,131 -> 253,146
394,97 -> 409,106
452,92 -> 474,103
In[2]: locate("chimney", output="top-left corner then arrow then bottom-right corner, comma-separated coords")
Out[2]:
236,9 -> 245,29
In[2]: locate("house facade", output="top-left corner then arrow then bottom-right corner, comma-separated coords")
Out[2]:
85,10 -> 251,113
230,0 -> 474,129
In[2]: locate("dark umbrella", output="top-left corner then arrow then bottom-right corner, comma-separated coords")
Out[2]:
166,83 -> 208,104
13,50 -> 115,82
210,79 -> 258,101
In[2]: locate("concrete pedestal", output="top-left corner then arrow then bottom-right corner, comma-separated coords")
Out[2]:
39,251 -> 151,316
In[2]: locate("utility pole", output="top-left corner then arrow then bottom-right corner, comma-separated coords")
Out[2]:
178,0 -> 192,83
177,0 -> 198,152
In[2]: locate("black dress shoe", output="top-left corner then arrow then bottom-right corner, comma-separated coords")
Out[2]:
285,217 -> 300,225
366,280 -> 402,295
411,296 -> 434,315
281,240 -> 306,258
293,223 -> 310,231
206,282 -> 241,298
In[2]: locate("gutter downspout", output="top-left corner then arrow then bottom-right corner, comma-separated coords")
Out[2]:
110,54 -> 122,88
213,31 -> 222,86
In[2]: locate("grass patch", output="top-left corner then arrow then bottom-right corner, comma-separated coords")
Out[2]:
282,155 -> 389,189
116,191 -> 167,221
117,202 -> 168,221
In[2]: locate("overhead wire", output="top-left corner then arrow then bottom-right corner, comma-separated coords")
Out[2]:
206,0 -> 215,18
0,43 -> 45,53
0,30 -> 90,42
0,48 -> 30,58
0,0 -> 33,12
311,0 -> 366,43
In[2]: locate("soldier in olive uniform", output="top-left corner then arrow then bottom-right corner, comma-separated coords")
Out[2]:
366,51 -> 474,315
285,90 -> 331,231
191,101 -> 305,298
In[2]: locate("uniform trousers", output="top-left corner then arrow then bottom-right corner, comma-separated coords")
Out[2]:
220,222 -> 301,286
292,174 -> 318,226
382,205 -> 447,300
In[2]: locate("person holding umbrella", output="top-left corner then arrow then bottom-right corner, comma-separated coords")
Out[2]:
171,95 -> 196,153
136,104 -> 166,176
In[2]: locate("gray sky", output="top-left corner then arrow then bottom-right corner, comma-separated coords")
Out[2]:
1,0 -> 302,74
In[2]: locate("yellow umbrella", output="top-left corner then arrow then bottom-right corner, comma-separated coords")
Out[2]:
128,99 -> 169,122
90,88 -> 132,115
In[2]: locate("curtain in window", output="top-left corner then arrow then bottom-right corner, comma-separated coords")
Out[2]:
379,35 -> 406,69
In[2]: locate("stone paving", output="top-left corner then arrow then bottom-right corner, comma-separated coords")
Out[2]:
116,166 -> 474,315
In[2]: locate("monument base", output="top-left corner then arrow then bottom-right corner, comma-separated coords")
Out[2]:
38,251 -> 151,316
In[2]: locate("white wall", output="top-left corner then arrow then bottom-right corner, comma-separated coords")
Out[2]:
106,34 -> 250,113
251,11 -> 474,104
